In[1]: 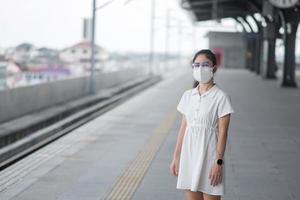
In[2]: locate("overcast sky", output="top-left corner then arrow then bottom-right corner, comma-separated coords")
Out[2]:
2,0 -> 298,55
0,0 -> 237,53
0,0 -> 181,52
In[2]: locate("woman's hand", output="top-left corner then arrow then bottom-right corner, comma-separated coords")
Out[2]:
170,157 -> 180,176
209,163 -> 223,186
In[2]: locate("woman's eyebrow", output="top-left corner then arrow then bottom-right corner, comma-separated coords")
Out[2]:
195,61 -> 209,64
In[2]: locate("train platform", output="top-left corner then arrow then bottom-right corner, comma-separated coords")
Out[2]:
0,67 -> 300,200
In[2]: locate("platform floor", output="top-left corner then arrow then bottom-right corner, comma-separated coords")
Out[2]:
1,67 -> 300,200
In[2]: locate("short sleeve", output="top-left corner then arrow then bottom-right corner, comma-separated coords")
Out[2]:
217,93 -> 234,118
177,91 -> 188,115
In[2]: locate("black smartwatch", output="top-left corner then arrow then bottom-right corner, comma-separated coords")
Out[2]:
216,158 -> 223,166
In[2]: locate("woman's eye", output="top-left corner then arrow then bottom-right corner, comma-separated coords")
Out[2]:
192,62 -> 212,68
192,63 -> 201,68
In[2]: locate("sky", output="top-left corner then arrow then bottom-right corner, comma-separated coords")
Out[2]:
0,0 -> 298,55
0,0 -> 238,54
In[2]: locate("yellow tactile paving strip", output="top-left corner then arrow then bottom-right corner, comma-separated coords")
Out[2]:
103,106 -> 179,200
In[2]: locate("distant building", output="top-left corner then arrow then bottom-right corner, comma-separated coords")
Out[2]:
5,43 -> 36,65
5,60 -> 22,88
0,47 -> 5,57
59,40 -> 110,71
0,52 -> 5,62
5,44 -> 62,68
206,31 -> 247,69
21,66 -> 71,85
32,47 -> 60,63
23,47 -> 70,84
0,61 -> 6,89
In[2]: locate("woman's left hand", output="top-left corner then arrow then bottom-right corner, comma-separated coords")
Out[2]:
209,163 -> 223,186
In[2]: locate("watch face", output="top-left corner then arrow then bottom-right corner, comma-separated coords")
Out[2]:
217,159 -> 223,165
269,0 -> 298,8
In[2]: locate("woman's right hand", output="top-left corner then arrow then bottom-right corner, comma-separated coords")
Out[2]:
170,157 -> 179,176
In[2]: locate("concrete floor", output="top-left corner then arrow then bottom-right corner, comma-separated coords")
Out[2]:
0,67 -> 300,200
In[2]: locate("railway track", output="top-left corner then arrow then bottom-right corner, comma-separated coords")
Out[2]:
0,75 -> 162,170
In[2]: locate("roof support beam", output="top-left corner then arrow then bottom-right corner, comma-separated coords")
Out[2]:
188,0 -> 234,7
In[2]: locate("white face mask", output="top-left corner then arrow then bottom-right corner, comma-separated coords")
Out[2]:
193,67 -> 213,83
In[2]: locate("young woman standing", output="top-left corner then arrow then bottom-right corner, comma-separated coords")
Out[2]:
170,49 -> 234,200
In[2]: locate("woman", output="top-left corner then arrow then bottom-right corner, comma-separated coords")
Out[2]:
170,49 -> 234,200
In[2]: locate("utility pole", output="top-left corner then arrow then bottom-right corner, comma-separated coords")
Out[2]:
212,0 -> 219,21
177,20 -> 182,65
192,25 -> 197,52
149,0 -> 155,76
165,9 -> 170,70
89,0 -> 97,95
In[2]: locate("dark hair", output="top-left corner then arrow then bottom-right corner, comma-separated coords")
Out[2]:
192,49 -> 217,88
192,49 -> 217,65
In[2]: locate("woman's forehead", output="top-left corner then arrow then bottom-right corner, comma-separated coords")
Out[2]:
195,55 -> 211,63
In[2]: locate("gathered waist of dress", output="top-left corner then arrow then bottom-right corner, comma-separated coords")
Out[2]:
187,123 -> 218,131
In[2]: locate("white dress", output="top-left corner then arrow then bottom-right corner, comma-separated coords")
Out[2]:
176,83 -> 234,196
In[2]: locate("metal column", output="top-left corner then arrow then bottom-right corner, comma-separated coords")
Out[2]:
251,15 -> 263,75
261,1 -> 277,79
278,9 -> 299,87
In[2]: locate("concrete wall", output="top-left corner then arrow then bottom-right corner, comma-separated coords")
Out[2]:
0,67 -> 147,123
207,31 -> 247,69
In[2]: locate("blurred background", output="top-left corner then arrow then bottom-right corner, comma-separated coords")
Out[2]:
2,0 -> 298,89
0,0 -> 193,89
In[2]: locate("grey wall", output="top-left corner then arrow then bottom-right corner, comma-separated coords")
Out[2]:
0,67 -> 147,123
207,31 -> 247,69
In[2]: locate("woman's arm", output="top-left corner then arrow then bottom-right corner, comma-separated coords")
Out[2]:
172,115 -> 187,160
209,114 -> 231,186
215,114 -> 231,160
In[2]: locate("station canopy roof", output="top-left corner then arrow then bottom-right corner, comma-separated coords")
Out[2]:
181,0 -> 263,21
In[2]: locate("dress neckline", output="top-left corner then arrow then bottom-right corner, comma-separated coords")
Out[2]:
196,83 -> 217,97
